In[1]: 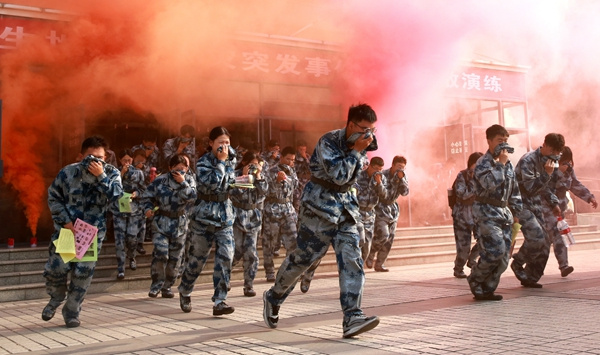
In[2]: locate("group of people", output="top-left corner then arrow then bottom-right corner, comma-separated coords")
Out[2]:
450,124 -> 597,301
40,104 -> 594,338
41,104 -> 407,338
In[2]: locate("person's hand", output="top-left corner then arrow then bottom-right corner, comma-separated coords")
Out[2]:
559,163 -> 569,173
171,170 -> 185,183
131,191 -> 138,199
177,141 -> 189,153
63,222 -> 76,235
145,210 -> 155,218
396,170 -> 405,179
352,133 -> 373,152
242,164 -> 250,176
120,164 -> 129,176
590,197 -> 598,209
497,149 -> 509,165
467,169 -> 475,179
544,159 -> 555,175
216,145 -> 228,161
88,161 -> 104,177
513,216 -> 519,224
552,205 -> 562,217
374,173 -> 382,185
277,171 -> 287,182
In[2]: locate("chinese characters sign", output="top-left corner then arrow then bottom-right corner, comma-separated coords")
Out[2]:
446,66 -> 527,101
0,16 -> 67,50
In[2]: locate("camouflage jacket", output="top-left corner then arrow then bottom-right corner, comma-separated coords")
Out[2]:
162,137 -> 196,172
140,171 -> 197,216
374,168 -> 409,223
47,162 -> 123,238
301,128 -> 367,224
230,168 -> 268,230
111,165 -> 147,215
192,152 -> 236,228
544,166 -> 594,212
515,147 -> 553,216
131,143 -> 161,174
473,150 -> 522,223
264,163 -> 297,218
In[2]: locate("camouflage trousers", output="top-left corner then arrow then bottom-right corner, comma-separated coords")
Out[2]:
266,207 -> 365,321
149,218 -> 186,292
262,211 -> 297,277
542,207 -> 569,270
113,213 -> 145,272
512,209 -> 551,283
367,218 -> 397,268
43,231 -> 105,321
467,219 -> 512,296
453,217 -> 479,272
358,211 -> 375,262
232,224 -> 261,288
178,221 -> 234,302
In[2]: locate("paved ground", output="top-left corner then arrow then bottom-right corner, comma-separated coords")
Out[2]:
2,249 -> 600,354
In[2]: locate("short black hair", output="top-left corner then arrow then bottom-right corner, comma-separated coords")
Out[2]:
392,155 -> 407,165
81,136 -> 108,154
467,152 -> 483,168
118,149 -> 133,159
131,148 -> 146,160
208,126 -> 231,141
240,150 -> 260,166
281,146 -> 295,157
544,133 -> 565,152
180,124 -> 196,136
169,153 -> 189,169
347,103 -> 377,124
485,124 -> 509,140
370,157 -> 384,167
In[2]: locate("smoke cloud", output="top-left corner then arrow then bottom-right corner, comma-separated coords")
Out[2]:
2,0 -> 600,233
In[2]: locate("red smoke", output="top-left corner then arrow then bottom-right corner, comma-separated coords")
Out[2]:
3,0 -> 600,233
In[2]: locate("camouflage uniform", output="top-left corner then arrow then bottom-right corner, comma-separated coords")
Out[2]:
293,151 -> 311,212
178,152 -> 236,303
141,171 -> 197,293
262,163 -> 298,279
44,161 -> 122,322
111,165 -> 147,274
162,137 -> 196,173
451,170 -> 479,274
368,168 -> 409,268
512,148 -> 554,284
542,166 -> 595,271
355,169 -> 387,261
468,151 -> 522,297
264,127 -> 369,323
230,168 -> 268,290
131,143 -> 161,175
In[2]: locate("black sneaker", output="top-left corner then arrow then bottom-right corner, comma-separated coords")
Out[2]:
453,270 -> 467,279
148,289 -> 160,298
136,245 -> 146,255
179,293 -> 192,313
42,303 -> 57,321
510,260 -> 527,282
263,290 -> 279,328
161,288 -> 174,298
342,314 -> 380,338
521,280 -> 543,288
213,302 -> 235,316
65,318 -> 80,328
117,272 -> 125,280
266,274 -> 276,282
129,259 -> 137,271
561,266 -> 574,277
474,293 -> 503,301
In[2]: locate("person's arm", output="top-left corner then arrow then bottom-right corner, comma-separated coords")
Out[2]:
569,169 -> 597,206
176,173 -> 197,202
455,171 -> 476,200
314,136 -> 361,186
47,169 -> 72,228
93,165 -> 123,203
196,156 -> 234,193
475,155 -> 508,193
517,155 -> 551,196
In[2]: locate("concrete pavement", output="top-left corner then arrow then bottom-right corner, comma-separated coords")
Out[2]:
1,249 -> 600,354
